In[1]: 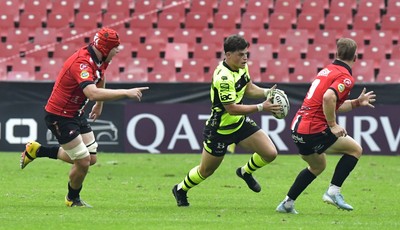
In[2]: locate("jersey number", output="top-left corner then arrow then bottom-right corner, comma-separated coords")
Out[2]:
306,79 -> 320,99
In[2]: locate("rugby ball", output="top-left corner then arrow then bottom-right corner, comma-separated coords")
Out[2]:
271,90 -> 290,119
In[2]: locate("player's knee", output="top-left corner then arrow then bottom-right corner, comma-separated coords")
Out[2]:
64,142 -> 89,161
89,154 -> 97,165
87,141 -> 98,165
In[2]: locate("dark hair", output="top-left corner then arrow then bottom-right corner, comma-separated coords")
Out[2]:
336,38 -> 357,61
224,34 -> 249,53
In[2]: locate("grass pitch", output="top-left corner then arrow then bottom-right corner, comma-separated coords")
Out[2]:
1,152 -> 399,230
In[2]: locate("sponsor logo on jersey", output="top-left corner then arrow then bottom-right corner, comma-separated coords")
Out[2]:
80,64 -> 88,70
338,83 -> 345,92
317,68 -> 331,77
80,70 -> 90,79
343,78 -> 352,87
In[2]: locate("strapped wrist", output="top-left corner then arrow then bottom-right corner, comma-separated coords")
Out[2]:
257,103 -> 263,112
351,99 -> 360,108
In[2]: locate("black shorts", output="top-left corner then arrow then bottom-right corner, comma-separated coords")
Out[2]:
203,117 -> 260,157
45,112 -> 92,145
291,128 -> 338,155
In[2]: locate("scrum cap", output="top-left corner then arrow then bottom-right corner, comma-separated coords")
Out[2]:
93,27 -> 120,57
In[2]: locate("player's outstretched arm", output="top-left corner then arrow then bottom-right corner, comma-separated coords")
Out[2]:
83,84 -> 149,102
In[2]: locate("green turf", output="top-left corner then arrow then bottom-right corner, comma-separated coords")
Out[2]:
1,152 -> 399,230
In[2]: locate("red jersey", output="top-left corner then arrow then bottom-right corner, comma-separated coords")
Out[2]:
291,60 -> 355,134
45,45 -> 108,118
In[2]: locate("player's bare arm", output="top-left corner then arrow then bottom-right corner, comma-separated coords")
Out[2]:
323,89 -> 347,137
337,87 -> 377,113
83,84 -> 149,101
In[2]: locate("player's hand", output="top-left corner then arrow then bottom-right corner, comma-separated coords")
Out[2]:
261,99 -> 282,113
127,87 -> 149,101
89,102 -> 103,121
329,124 -> 347,137
357,87 -> 376,108
265,84 -> 277,101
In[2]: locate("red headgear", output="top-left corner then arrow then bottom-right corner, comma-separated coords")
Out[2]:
93,27 -> 120,57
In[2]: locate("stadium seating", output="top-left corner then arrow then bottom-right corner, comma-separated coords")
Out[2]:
290,59 -> 319,83
261,59 -> 290,83
2,0 -> 400,83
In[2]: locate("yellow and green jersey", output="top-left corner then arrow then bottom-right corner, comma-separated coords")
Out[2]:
206,61 -> 251,135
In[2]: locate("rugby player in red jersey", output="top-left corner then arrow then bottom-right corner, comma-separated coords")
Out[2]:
276,38 -> 376,214
20,28 -> 149,207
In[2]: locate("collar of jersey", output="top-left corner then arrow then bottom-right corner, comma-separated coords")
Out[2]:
332,59 -> 352,75
223,60 -> 239,73
88,45 -> 102,65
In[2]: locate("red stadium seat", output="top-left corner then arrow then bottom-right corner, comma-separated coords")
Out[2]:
8,57 -> 36,73
246,0 -> 272,21
248,44 -> 273,68
246,59 -> 262,82
117,28 -> 143,47
172,29 -> 198,52
301,0 -> 329,14
290,59 -> 319,83
268,13 -> 294,32
3,28 -> 31,44
185,12 -> 210,32
212,12 -> 238,31
257,29 -> 282,53
0,0 -> 21,15
260,59 -> 290,83
0,42 -> 21,59
313,30 -> 338,54
189,0 -> 215,23
240,12 -> 267,30
19,12 -> 46,29
136,43 -> 162,68
73,12 -> 101,30
180,59 -> 205,76
380,15 -> 400,41
273,0 -> 301,24
352,59 -> 375,83
329,0 -> 356,21
77,0 -> 106,13
357,0 -> 384,16
363,44 -> 389,68
306,44 -> 331,69
192,43 -> 219,67
153,58 -> 177,75
22,0 -> 51,14
324,14 -> 350,34
369,30 -> 394,54
284,29 -> 309,53
0,11 -> 18,29
386,0 -> 400,16
6,71 -> 34,81
148,71 -> 176,82
133,0 -> 162,14
32,28 -> 59,45
162,0 -> 189,20
164,43 -> 189,67
296,13 -> 324,39
217,0 -> 243,24
46,11 -> 73,29
106,0 -> 132,17
116,43 -> 134,59
102,12 -> 128,30
200,29 -> 226,48
175,72 -> 205,82
278,44 -> 303,68
391,44 -> 400,59
144,29 -> 170,48
52,42 -> 81,59
51,0 -> 77,14
36,58 -> 64,81
157,12 -> 182,31
352,13 -> 380,34
121,58 -> 149,82
376,62 -> 400,83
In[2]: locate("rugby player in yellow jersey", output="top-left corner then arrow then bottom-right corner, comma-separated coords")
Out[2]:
172,34 -> 284,206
